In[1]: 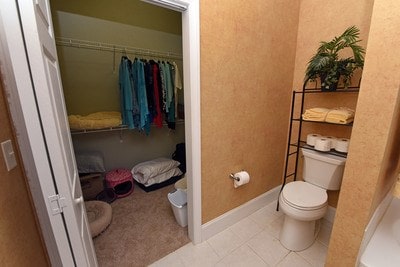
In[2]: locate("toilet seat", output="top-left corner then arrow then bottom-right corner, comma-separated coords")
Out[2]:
281,181 -> 327,211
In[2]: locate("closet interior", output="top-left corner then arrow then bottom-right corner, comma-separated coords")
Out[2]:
50,0 -> 189,265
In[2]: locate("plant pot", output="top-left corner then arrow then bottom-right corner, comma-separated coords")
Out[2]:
320,73 -> 339,91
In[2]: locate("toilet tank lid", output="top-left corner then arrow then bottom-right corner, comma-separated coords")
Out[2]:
301,148 -> 346,165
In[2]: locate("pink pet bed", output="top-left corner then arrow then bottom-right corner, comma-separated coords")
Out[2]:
105,169 -> 134,198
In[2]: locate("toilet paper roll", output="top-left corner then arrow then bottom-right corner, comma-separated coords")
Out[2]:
314,137 -> 331,152
324,136 -> 337,148
306,134 -> 322,146
335,138 -> 350,153
233,171 -> 250,188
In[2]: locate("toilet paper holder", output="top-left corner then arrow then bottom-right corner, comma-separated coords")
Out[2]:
229,173 -> 241,181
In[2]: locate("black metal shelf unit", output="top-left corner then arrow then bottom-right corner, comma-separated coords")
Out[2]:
276,82 -> 359,210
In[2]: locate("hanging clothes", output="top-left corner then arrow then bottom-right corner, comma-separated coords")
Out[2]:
158,61 -> 167,113
118,56 -> 183,134
172,62 -> 183,119
128,59 -> 140,129
143,60 -> 155,122
151,60 -> 163,128
119,57 -> 134,129
165,62 -> 175,129
133,58 -> 150,134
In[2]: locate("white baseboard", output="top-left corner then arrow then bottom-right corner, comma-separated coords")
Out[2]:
201,186 -> 281,241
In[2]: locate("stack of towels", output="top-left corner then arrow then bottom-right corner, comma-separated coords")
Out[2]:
302,107 -> 355,124
131,158 -> 182,187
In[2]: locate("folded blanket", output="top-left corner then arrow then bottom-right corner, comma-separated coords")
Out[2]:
325,107 -> 355,124
302,108 -> 330,122
133,167 -> 182,187
131,158 -> 180,181
68,111 -> 122,130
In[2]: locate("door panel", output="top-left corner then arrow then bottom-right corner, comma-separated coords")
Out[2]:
17,0 -> 97,265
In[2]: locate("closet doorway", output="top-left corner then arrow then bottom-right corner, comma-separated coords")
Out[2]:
49,0 -> 200,264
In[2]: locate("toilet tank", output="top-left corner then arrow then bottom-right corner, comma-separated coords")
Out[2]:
301,148 -> 346,190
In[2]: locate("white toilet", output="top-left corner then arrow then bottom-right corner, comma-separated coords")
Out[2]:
279,148 -> 346,251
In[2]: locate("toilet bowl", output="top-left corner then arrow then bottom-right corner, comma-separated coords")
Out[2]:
279,181 -> 328,251
279,148 -> 346,251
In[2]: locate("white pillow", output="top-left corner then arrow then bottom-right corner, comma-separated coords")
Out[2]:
131,158 -> 180,180
133,167 -> 182,187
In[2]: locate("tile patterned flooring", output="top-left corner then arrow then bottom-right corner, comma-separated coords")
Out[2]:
150,200 -> 333,267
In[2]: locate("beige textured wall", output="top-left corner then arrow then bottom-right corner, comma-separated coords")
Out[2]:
0,81 -> 49,266
292,0 -> 374,207
200,0 -> 300,223
326,0 -> 400,265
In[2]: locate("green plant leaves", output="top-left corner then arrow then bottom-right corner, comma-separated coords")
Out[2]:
305,25 -> 366,88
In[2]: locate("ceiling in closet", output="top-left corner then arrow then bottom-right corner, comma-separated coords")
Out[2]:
50,0 -> 182,35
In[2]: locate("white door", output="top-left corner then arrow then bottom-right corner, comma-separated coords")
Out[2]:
16,0 -> 97,265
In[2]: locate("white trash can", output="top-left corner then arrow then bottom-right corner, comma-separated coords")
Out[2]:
167,189 -> 188,227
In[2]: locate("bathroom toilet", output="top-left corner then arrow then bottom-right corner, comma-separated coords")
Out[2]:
279,148 -> 346,251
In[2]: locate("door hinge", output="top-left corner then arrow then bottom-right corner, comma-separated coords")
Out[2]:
48,194 -> 67,215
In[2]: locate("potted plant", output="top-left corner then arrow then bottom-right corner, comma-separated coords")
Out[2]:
305,25 -> 366,91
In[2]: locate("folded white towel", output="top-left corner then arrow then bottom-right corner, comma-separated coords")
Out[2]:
326,107 -> 355,124
302,107 -> 330,121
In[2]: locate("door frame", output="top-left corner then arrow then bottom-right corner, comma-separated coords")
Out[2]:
178,0 -> 202,244
0,0 -> 201,264
140,0 -> 202,244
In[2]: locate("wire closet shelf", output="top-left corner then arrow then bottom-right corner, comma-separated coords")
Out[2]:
55,37 -> 183,60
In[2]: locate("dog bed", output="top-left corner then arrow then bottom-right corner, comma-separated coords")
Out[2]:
85,200 -> 112,238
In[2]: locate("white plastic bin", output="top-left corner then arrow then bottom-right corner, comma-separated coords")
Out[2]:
167,189 -> 188,227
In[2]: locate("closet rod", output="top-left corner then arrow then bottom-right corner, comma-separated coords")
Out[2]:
55,37 -> 183,60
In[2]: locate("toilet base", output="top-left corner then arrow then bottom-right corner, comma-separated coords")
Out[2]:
279,215 -> 320,251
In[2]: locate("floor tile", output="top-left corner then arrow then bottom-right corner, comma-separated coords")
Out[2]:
317,219 -> 333,247
174,242 -> 220,267
247,230 -> 290,266
297,241 -> 328,267
264,200 -> 284,218
265,215 -> 284,239
149,251 -> 185,267
276,252 -> 313,267
229,217 -> 263,243
207,228 -> 243,258
215,244 -> 268,267
153,200 -> 332,267
249,206 -> 280,229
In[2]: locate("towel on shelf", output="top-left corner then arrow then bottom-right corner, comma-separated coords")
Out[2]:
325,107 -> 355,124
68,111 -> 122,130
302,107 -> 330,122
